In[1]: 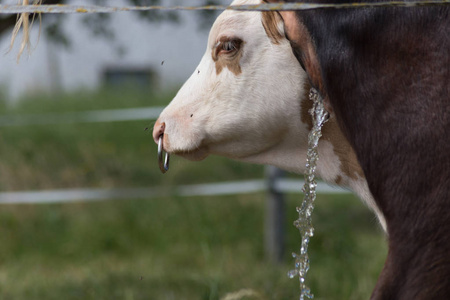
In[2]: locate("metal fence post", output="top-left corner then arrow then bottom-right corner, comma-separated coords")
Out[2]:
265,166 -> 285,264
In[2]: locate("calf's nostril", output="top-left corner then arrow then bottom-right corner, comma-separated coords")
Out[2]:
152,121 -> 166,144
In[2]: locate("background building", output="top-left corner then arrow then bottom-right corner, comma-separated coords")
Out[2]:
0,0 -> 212,99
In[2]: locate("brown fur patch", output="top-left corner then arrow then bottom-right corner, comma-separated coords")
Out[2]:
322,116 -> 365,181
300,82 -> 363,181
269,9 -> 325,99
212,37 -> 244,76
261,7 -> 284,45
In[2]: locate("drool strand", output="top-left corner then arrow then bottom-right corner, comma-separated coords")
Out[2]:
289,88 -> 329,300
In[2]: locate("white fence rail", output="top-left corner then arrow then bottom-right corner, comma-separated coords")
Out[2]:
0,179 -> 349,205
0,107 -> 164,127
0,107 -> 351,263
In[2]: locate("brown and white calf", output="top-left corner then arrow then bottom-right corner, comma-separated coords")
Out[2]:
152,0 -> 385,229
266,0 -> 450,298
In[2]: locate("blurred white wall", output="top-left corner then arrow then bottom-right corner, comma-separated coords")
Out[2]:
0,0 -> 221,100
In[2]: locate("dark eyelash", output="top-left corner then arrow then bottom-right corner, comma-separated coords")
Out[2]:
222,41 -> 236,51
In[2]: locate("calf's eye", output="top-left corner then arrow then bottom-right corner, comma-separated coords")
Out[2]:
216,37 -> 243,56
222,41 -> 236,52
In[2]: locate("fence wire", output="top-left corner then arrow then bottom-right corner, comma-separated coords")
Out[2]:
0,1 -> 449,14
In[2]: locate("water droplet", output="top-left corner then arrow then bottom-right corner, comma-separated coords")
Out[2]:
288,269 -> 298,279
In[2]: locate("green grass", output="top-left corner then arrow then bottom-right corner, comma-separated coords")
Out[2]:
0,194 -> 386,300
0,89 -> 387,299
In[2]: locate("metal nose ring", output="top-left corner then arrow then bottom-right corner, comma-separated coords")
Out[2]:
158,135 -> 170,174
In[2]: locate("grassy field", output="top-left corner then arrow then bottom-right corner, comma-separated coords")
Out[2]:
0,89 -> 387,299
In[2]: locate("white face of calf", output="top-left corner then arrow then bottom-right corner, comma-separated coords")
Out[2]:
153,0 -> 310,169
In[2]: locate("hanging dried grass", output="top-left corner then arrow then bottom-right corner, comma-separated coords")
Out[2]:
9,0 -> 42,62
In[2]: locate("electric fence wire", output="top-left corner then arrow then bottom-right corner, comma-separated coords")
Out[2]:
0,0 -> 449,15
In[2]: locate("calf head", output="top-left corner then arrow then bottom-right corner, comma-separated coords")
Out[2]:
153,0 -> 310,170
153,0 -> 384,230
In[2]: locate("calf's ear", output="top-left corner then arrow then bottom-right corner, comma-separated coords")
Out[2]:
263,0 -> 332,114
261,3 -> 285,44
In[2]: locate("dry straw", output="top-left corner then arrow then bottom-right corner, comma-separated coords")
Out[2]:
9,0 -> 42,62
220,289 -> 263,300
